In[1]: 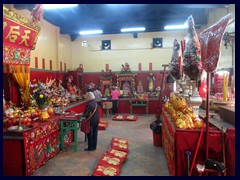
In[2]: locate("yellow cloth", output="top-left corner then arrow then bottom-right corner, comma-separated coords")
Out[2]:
223,73 -> 229,101
12,65 -> 30,103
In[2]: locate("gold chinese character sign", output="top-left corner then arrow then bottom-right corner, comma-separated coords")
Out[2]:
3,6 -> 41,65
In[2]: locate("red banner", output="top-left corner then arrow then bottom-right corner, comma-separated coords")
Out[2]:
3,17 -> 39,50
3,44 -> 31,65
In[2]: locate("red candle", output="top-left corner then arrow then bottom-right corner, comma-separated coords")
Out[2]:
181,40 -> 185,57
179,56 -> 182,77
106,64 -> 109,71
149,62 -> 152,71
138,63 -> 142,71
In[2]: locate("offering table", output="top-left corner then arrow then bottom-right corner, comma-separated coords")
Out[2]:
130,98 -> 149,114
3,101 -> 87,176
162,109 -> 235,176
59,115 -> 85,152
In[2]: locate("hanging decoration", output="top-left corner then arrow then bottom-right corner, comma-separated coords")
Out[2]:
198,13 -> 232,162
3,5 -> 42,105
3,44 -> 31,65
199,14 -> 232,73
169,39 -> 181,80
3,6 -> 41,51
31,4 -> 44,24
183,15 -> 202,81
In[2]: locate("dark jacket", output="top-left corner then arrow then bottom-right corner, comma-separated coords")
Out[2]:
84,100 -> 99,126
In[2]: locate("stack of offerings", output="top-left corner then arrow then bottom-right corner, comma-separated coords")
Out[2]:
112,114 -> 138,121
92,137 -> 129,176
98,120 -> 109,130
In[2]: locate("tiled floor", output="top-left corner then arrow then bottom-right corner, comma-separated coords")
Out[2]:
31,114 -> 169,176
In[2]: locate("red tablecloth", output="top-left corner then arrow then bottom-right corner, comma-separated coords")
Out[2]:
162,109 -> 235,176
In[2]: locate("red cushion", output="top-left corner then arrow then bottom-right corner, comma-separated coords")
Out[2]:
112,114 -> 126,121
124,115 -> 138,121
111,142 -> 129,152
100,120 -> 109,125
106,148 -> 128,162
111,137 -> 128,145
98,124 -> 107,130
92,163 -> 120,176
98,153 -> 122,168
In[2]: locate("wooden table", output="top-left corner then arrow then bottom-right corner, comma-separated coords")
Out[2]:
59,115 -> 85,152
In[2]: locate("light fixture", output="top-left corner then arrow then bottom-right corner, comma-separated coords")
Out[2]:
164,24 -> 187,30
43,4 -> 78,10
79,30 -> 103,35
121,27 -> 146,32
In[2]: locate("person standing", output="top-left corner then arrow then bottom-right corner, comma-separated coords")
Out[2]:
93,86 -> 102,107
111,86 -> 120,115
83,92 -> 99,151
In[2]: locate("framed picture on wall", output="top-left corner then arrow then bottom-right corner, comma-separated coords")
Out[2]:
152,38 -> 163,48
102,40 -> 111,50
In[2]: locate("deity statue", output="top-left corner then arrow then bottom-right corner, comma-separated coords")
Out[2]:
148,73 -> 155,92
137,80 -> 143,94
66,76 -> 75,95
104,85 -> 110,97
66,76 -> 80,96
77,64 -> 84,73
122,81 -> 131,96
121,63 -> 130,71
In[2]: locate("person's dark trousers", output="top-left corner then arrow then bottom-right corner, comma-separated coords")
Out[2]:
112,100 -> 118,114
97,101 -> 102,108
87,124 -> 99,150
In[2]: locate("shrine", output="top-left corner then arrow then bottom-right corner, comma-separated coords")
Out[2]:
116,63 -> 136,97
3,4 -> 235,177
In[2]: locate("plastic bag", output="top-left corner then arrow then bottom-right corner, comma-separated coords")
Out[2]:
183,15 -> 202,80
150,120 -> 162,134
169,39 -> 181,80
205,159 -> 225,172
199,14 -> 232,73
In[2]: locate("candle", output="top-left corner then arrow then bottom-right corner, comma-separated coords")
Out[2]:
106,64 -> 109,72
181,40 -> 185,57
178,56 -> 182,77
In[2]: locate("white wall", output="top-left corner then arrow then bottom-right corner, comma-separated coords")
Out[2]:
71,31 -> 186,72
10,4 -> 235,74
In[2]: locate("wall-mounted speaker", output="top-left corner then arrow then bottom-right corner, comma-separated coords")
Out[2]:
102,40 -> 111,50
133,33 -> 138,38
152,38 -> 163,48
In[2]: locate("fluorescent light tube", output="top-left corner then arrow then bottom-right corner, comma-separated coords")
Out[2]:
121,27 -> 146,32
164,24 -> 187,30
43,4 -> 78,10
79,30 -> 103,35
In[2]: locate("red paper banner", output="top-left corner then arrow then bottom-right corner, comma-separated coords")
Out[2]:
35,57 -> 38,68
106,64 -> 109,72
138,63 -> 142,71
50,60 -> 52,70
3,17 -> 39,50
64,63 -> 66,71
60,61 -> 62,71
149,62 -> 152,71
42,58 -> 45,69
